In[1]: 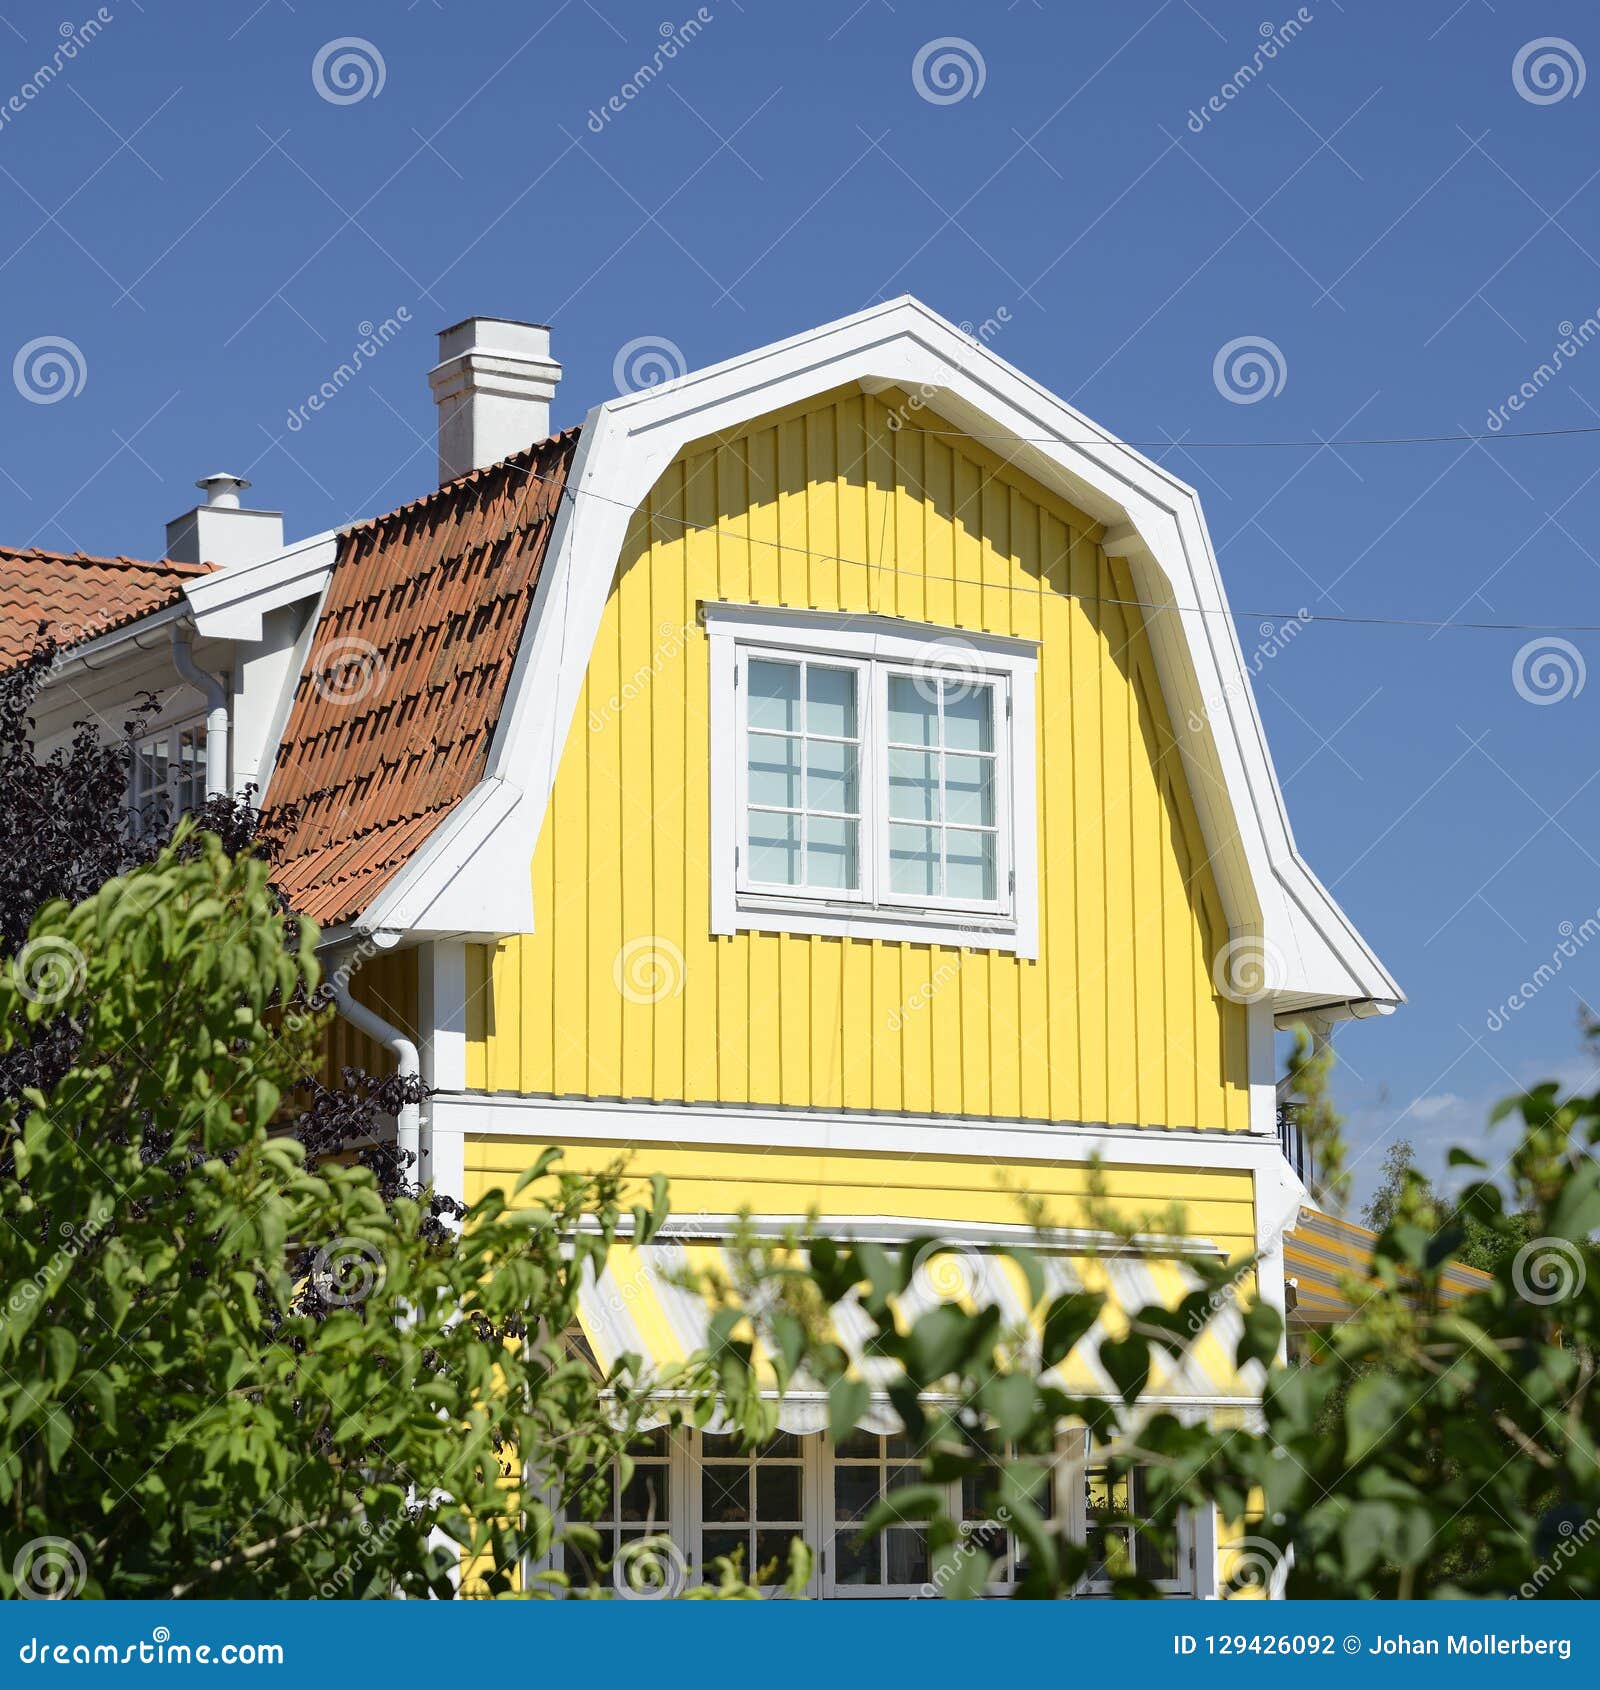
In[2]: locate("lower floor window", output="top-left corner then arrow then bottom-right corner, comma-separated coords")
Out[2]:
828,1430 -> 933,1590
1084,1454 -> 1186,1590
550,1427 -> 1197,1598
698,1430 -> 807,1586
566,1428 -> 673,1587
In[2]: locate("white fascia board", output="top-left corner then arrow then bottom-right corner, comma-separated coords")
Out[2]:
356,776 -> 530,939
362,296 -> 1399,1012
183,527 -> 339,642
431,1089 -> 1295,1171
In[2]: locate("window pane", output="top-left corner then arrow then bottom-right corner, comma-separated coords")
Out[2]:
702,1530 -> 747,1569
748,733 -> 801,807
887,675 -> 937,745
835,1429 -> 879,1460
888,748 -> 939,822
944,754 -> 994,826
806,816 -> 858,891
943,683 -> 994,752
619,1464 -> 665,1523
885,1528 -> 930,1586
756,1464 -> 801,1521
833,1464 -> 879,1522
755,1531 -> 796,1580
1132,1469 -> 1177,1580
748,660 -> 800,731
748,812 -> 800,884
834,1529 -> 878,1585
806,739 -> 858,813
961,1471 -> 992,1522
702,1465 -> 750,1523
757,1432 -> 801,1459
805,665 -> 857,738
889,824 -> 939,897
945,829 -> 996,902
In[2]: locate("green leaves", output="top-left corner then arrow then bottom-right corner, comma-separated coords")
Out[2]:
1040,1291 -> 1101,1370
1344,1371 -> 1414,1465
1098,1333 -> 1150,1404
0,835 -> 753,1600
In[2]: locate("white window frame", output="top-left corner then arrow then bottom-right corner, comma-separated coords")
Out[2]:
1071,1429 -> 1195,1597
707,604 -> 1039,957
547,1425 -> 1202,1599
129,712 -> 209,836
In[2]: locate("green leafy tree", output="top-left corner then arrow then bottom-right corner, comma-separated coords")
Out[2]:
705,1029 -> 1600,1598
0,830 -> 746,1599
1364,1136 -> 1532,1274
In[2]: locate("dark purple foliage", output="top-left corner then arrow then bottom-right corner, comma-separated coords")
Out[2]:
0,633 -> 456,1222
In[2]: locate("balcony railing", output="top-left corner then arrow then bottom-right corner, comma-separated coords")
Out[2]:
1277,1103 -> 1312,1187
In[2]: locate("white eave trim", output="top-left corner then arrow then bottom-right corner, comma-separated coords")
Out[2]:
39,600 -> 190,682
357,295 -> 1400,1012
431,1089 -> 1296,1174
184,526 -> 340,641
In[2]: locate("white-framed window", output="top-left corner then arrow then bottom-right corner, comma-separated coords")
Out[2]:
825,1429 -> 934,1594
691,1429 -> 810,1590
550,1427 -> 1126,1600
707,605 -> 1039,957
1077,1436 -> 1192,1596
561,1426 -> 676,1589
129,714 -> 208,837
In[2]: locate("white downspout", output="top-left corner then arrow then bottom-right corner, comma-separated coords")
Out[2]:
328,968 -> 422,1176
171,625 -> 230,799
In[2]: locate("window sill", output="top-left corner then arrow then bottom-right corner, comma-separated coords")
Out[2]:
714,893 -> 1029,957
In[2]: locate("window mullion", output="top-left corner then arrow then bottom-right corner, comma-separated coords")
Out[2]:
864,660 -> 881,910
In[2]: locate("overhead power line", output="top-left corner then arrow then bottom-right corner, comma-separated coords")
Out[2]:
897,422 -> 1600,450
488,450 -> 1600,639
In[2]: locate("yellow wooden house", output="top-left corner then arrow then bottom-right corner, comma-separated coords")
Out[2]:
14,299 -> 1400,1596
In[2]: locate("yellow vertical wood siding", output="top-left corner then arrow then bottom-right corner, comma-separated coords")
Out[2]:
468,388 -> 1247,1129
462,1141 -> 1258,1264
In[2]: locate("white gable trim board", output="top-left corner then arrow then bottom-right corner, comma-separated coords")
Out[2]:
331,297 -> 1396,1021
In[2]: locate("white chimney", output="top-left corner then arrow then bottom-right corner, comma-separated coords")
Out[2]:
166,474 -> 284,569
428,317 -> 560,484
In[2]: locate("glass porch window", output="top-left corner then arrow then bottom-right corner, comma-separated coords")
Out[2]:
1084,1462 -> 1178,1584
744,657 -> 861,893
885,673 -> 999,902
697,1430 -> 807,1586
565,1428 -> 672,1585
958,1447 -> 1045,1591
829,1430 -> 931,1590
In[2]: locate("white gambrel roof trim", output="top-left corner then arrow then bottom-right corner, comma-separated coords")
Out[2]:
359,296 -> 1400,1021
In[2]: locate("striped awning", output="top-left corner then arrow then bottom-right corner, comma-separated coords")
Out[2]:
1284,1207 -> 1492,1328
577,1232 -> 1263,1428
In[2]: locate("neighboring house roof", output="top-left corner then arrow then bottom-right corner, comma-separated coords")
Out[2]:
260,429 -> 579,929
1284,1207 -> 1492,1326
0,546 -> 212,670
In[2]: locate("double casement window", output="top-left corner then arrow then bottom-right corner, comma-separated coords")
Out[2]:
707,606 -> 1039,956
552,1429 -> 1197,1598
129,715 -> 208,837
1083,1454 -> 1187,1592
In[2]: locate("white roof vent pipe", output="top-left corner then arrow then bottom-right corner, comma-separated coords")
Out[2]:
428,317 -> 561,485
165,473 -> 284,569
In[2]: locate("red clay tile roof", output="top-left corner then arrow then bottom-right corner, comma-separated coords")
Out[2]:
0,547 -> 213,670
262,430 -> 580,928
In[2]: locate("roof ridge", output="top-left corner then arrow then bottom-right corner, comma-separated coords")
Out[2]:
0,545 -> 213,576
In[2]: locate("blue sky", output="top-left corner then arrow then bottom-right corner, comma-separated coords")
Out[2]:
3,0 -> 1599,1204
